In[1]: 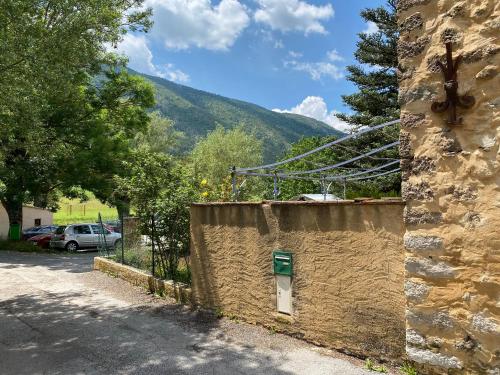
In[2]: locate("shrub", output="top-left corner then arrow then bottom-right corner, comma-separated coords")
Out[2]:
0,240 -> 55,253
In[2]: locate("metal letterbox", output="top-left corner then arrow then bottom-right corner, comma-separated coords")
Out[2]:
273,251 -> 293,276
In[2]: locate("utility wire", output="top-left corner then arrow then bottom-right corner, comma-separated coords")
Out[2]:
236,160 -> 400,182
236,119 -> 400,172
326,160 -> 400,181
287,141 -> 399,175
334,142 -> 399,162
347,168 -> 401,181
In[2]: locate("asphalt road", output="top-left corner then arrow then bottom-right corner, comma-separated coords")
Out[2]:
0,251 -> 378,375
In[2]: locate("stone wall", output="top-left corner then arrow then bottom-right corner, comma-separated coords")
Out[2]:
398,1 -> 499,373
190,201 -> 406,361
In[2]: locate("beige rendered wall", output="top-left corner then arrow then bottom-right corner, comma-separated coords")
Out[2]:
0,206 -> 54,238
398,0 -> 499,374
22,206 -> 53,229
190,201 -> 406,361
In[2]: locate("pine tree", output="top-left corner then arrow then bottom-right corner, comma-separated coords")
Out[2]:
333,0 -> 401,195
337,0 -> 399,127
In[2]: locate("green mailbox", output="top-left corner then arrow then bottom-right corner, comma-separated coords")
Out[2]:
273,250 -> 293,276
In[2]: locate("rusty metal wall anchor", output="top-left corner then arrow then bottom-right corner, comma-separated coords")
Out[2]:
431,42 -> 475,125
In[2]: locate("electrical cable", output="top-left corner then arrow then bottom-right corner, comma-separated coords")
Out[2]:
235,119 -> 400,172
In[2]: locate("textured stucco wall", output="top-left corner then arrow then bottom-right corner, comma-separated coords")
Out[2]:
190,201 -> 406,360
398,1 -> 499,374
0,206 -> 53,238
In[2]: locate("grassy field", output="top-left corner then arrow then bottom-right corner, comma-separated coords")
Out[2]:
53,196 -> 118,225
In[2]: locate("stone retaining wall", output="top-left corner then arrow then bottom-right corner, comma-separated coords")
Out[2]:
94,257 -> 192,304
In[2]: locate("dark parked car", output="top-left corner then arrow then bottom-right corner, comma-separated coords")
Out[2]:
22,225 -> 59,240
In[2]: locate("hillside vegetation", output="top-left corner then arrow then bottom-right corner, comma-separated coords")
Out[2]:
131,70 -> 342,162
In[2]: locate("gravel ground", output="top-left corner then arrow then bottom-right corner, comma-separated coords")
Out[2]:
0,251 -> 398,375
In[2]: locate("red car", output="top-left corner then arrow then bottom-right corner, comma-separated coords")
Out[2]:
29,232 -> 57,249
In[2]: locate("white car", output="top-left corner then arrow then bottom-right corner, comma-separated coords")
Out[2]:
50,223 -> 121,252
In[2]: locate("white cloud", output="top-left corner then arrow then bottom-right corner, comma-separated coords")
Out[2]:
254,0 -> 334,35
284,60 -> 343,81
146,0 -> 250,51
112,34 -> 163,76
112,34 -> 190,83
164,64 -> 190,83
273,96 -> 350,132
288,50 -> 303,58
326,49 -> 343,62
363,21 -> 379,34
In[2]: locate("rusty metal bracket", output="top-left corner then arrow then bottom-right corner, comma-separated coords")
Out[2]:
431,42 -> 475,125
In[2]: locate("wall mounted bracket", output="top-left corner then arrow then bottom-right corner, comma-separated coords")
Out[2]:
431,42 -> 475,125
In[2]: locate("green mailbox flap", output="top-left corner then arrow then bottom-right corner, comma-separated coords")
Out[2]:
273,250 -> 293,276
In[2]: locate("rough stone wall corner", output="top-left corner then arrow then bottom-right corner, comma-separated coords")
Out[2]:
398,0 -> 500,373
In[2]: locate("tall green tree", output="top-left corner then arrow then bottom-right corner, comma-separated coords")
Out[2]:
337,0 -> 399,127
132,111 -> 184,155
190,126 -> 264,201
104,110 -> 183,218
0,0 -> 152,227
331,0 -> 400,196
114,149 -> 197,282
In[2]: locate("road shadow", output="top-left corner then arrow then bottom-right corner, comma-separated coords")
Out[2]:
0,290 -> 295,375
0,251 -> 95,274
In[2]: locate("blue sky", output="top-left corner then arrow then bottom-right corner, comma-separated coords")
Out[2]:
114,0 -> 387,131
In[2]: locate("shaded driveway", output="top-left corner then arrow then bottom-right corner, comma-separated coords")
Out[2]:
0,251 -> 376,375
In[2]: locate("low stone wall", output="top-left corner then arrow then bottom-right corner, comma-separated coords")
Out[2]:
190,200 -> 406,361
94,257 -> 192,304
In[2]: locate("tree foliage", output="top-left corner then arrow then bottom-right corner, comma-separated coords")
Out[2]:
275,134 -> 401,201
132,111 -> 184,155
270,1 -> 401,202
190,126 -> 265,201
337,0 -> 399,127
0,0 -> 153,226
115,149 -> 197,281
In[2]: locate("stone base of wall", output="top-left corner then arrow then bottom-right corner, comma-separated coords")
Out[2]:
94,257 -> 192,304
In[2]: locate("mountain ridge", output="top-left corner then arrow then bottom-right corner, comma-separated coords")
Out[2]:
130,69 -> 343,162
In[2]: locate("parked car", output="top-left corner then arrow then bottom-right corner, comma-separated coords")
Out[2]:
102,220 -> 121,233
29,231 -> 57,248
22,225 -> 59,240
50,223 -> 121,252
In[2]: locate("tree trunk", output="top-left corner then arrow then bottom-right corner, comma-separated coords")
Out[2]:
2,197 -> 23,226
116,198 -> 131,219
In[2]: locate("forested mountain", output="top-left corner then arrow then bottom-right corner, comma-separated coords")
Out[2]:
130,70 -> 343,162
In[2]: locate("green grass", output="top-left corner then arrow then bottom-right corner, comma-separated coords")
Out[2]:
400,362 -> 418,375
365,359 -> 387,373
54,196 -> 118,225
